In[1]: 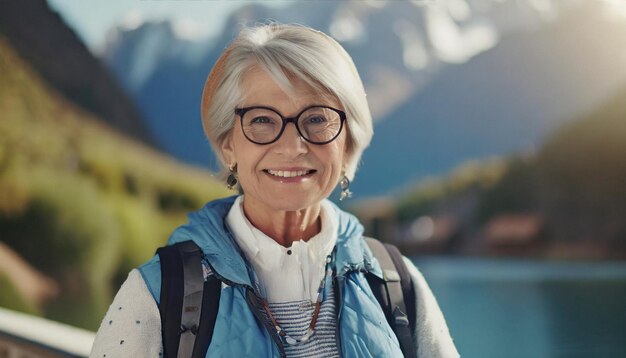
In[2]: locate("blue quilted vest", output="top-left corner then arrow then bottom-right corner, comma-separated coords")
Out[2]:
139,196 -> 403,357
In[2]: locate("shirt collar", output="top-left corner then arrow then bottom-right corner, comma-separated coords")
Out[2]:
225,195 -> 338,270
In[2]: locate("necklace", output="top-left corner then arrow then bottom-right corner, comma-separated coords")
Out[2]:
259,254 -> 333,346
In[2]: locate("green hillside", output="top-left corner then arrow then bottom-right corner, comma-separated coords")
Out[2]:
536,87 -> 626,245
0,36 -> 230,330
387,86 -> 626,256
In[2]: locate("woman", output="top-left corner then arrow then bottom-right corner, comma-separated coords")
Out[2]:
91,23 -> 459,358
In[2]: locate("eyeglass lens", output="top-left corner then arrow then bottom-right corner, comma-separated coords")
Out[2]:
241,106 -> 343,144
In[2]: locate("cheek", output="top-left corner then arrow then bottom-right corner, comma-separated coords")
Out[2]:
238,158 -> 259,181
320,143 -> 346,183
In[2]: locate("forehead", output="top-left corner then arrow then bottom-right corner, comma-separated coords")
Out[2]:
240,66 -> 339,111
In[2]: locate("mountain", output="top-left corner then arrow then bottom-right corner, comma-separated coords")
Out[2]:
99,0 -> 626,196
0,0 -> 155,146
355,1 -> 626,195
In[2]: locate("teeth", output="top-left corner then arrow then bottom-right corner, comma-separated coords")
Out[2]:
267,170 -> 311,178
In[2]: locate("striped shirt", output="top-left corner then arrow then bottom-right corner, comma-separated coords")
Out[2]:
265,285 -> 339,357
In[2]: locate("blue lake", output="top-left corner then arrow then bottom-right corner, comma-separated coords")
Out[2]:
411,256 -> 626,358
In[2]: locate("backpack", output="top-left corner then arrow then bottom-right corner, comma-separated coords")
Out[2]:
156,238 -> 418,358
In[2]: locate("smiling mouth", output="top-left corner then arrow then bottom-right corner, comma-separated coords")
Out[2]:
263,169 -> 316,178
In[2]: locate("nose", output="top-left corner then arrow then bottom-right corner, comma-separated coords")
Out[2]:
272,122 -> 308,157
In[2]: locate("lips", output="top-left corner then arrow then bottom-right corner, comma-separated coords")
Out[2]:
263,169 -> 316,178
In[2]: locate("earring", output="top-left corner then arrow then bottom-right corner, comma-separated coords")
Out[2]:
339,175 -> 352,201
226,164 -> 238,190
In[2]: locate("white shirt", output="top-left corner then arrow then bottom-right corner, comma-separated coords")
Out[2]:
225,195 -> 337,303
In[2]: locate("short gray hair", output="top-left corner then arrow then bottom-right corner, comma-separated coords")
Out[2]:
201,23 -> 373,181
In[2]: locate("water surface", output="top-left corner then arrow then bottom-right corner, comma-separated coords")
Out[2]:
411,256 -> 626,358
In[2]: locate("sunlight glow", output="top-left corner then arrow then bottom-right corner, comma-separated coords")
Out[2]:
603,0 -> 626,20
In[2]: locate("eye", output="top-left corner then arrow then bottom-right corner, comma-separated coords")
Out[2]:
250,116 -> 274,124
304,115 -> 327,124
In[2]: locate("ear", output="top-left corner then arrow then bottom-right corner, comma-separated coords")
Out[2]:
220,133 -> 236,166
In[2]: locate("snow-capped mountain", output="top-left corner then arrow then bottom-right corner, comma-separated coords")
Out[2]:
99,0 -> 626,196
103,19 -> 216,93
356,0 -> 626,195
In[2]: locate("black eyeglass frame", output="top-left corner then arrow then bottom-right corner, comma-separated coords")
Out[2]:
234,105 -> 347,145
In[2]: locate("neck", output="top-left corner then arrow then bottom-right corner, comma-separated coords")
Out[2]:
242,197 -> 322,247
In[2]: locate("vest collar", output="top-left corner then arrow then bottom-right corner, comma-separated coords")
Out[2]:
166,195 -> 383,288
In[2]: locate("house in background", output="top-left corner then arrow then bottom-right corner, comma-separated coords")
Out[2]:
483,214 -> 545,256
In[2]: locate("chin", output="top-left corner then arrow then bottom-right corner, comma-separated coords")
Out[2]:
265,194 -> 324,212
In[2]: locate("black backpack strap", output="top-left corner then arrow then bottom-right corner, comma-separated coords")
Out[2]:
365,237 -> 418,358
192,274 -> 221,357
384,244 -> 417,334
157,240 -> 221,358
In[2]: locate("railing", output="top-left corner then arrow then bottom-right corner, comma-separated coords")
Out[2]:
0,307 -> 94,357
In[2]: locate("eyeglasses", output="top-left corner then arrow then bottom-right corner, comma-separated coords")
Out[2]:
234,105 -> 346,145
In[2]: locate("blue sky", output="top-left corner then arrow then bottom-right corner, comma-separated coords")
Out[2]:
47,0 -> 288,53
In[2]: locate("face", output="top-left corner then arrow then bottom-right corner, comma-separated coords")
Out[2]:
221,66 -> 347,213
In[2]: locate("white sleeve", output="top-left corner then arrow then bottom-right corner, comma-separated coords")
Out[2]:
402,257 -> 460,358
90,269 -> 163,358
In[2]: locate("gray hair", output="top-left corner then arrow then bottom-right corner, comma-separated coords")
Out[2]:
201,23 -> 373,181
